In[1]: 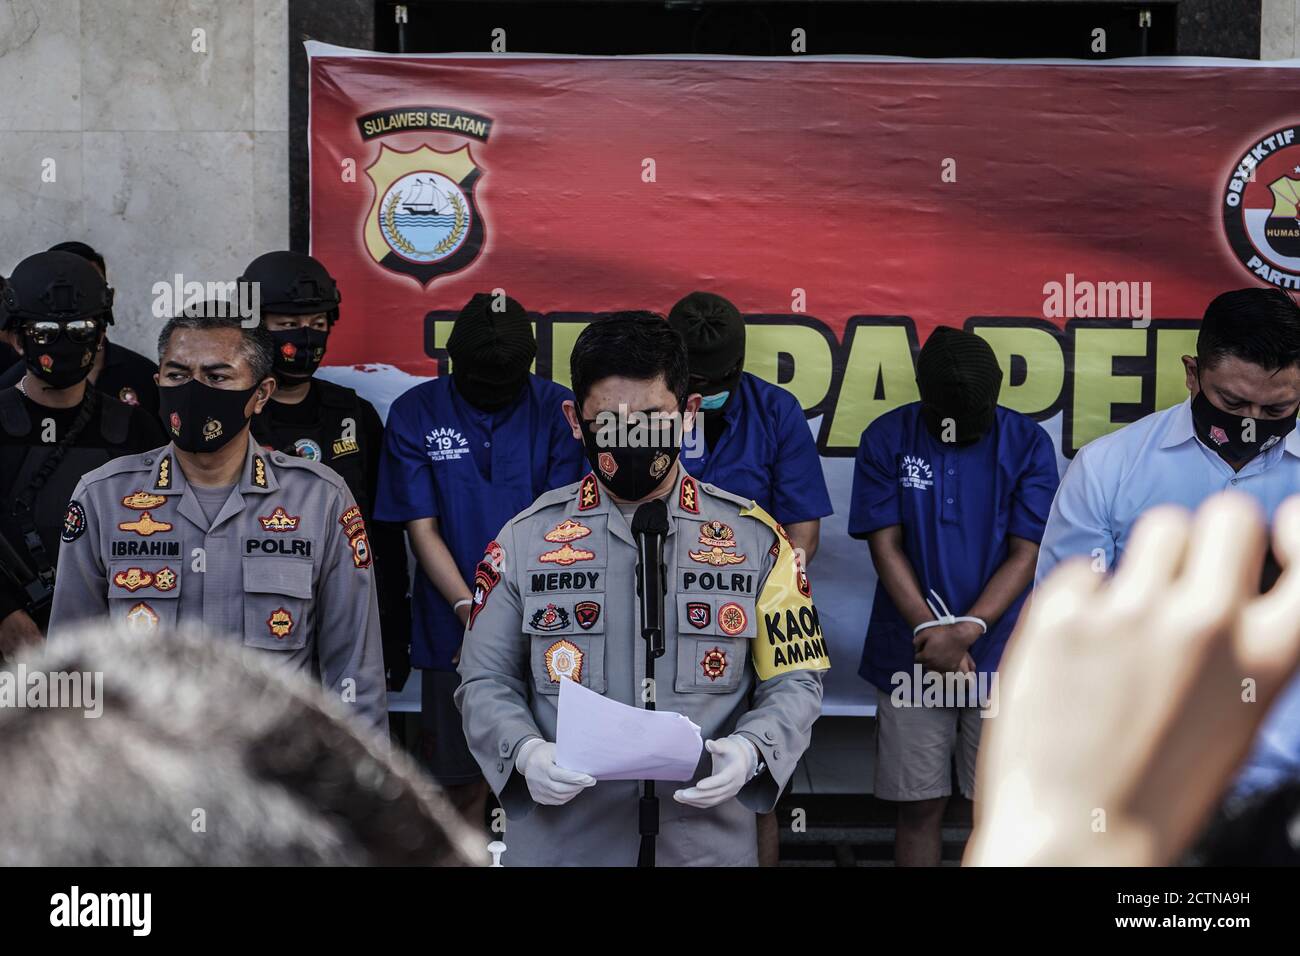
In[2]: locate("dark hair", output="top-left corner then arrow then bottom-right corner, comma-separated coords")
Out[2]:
569,311 -> 689,410
1198,288 -> 1300,372
0,625 -> 478,865
157,307 -> 276,383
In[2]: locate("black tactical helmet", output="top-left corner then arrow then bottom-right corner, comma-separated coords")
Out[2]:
47,240 -> 113,324
239,251 -> 341,324
1,250 -> 114,331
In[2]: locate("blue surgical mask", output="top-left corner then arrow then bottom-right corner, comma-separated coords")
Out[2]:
700,391 -> 730,411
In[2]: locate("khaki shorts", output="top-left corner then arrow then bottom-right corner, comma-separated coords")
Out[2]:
874,699 -> 984,802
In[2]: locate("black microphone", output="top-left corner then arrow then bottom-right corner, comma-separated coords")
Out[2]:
631,499 -> 669,660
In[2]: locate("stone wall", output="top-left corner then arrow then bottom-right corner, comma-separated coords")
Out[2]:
0,0 -> 288,359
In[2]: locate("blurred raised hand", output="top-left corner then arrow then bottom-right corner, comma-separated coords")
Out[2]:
966,493 -> 1300,866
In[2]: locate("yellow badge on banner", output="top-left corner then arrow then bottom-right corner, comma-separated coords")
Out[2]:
740,503 -> 831,681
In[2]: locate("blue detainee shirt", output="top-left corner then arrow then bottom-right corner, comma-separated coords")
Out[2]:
849,403 -> 1059,692
684,372 -> 833,524
376,375 -> 585,670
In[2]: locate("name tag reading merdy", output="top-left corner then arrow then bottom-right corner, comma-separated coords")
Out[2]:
555,678 -> 703,781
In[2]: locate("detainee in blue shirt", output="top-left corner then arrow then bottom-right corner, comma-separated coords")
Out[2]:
849,326 -> 1059,867
667,291 -> 834,867
1036,288 -> 1300,805
376,293 -> 585,830
666,293 -> 833,560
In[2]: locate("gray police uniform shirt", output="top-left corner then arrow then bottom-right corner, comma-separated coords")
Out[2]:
48,434 -> 389,737
456,469 -> 829,866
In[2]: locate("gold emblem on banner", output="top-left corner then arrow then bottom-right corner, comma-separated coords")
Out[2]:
362,144 -> 485,286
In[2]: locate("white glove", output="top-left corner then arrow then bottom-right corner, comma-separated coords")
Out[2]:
514,738 -> 596,806
672,735 -> 760,809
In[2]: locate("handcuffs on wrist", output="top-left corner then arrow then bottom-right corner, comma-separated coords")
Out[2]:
912,588 -> 987,637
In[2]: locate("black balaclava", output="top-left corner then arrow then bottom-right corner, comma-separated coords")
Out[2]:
667,292 -> 744,449
915,326 -> 1003,444
447,292 -> 537,412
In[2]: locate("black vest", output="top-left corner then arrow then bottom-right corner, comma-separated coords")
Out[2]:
251,380 -> 373,518
0,387 -> 133,608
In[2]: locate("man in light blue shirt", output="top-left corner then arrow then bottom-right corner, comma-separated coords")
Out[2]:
1037,288 -> 1300,799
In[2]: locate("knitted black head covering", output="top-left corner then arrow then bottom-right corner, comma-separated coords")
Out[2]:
447,292 -> 536,378
915,326 -> 1003,443
447,292 -> 536,411
667,291 -> 745,383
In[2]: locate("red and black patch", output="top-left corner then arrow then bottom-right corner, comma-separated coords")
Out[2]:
718,601 -> 747,636
574,600 -> 600,630
578,472 -> 600,511
678,475 -> 699,514
700,646 -> 728,681
349,532 -> 372,569
468,559 -> 501,629
796,565 -> 811,598
529,603 -> 571,632
267,607 -> 295,639
61,501 -> 87,543
686,601 -> 710,630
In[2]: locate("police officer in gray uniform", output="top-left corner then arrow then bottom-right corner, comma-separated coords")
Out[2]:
48,308 -> 387,737
457,314 -> 828,865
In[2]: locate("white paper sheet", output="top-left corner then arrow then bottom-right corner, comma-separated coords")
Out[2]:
555,678 -> 704,781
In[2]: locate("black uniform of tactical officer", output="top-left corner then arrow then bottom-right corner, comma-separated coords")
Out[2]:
0,252 -> 164,655
242,251 -> 412,691
0,242 -> 161,413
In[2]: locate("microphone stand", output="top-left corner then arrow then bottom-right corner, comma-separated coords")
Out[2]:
632,500 -> 668,868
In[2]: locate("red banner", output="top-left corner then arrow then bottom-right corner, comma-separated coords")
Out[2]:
308,45 -> 1300,711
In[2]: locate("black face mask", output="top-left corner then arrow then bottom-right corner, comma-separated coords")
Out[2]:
452,368 -> 528,413
23,330 -> 97,389
578,412 -> 683,501
1191,387 -> 1298,464
269,327 -> 329,381
159,379 -> 259,453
